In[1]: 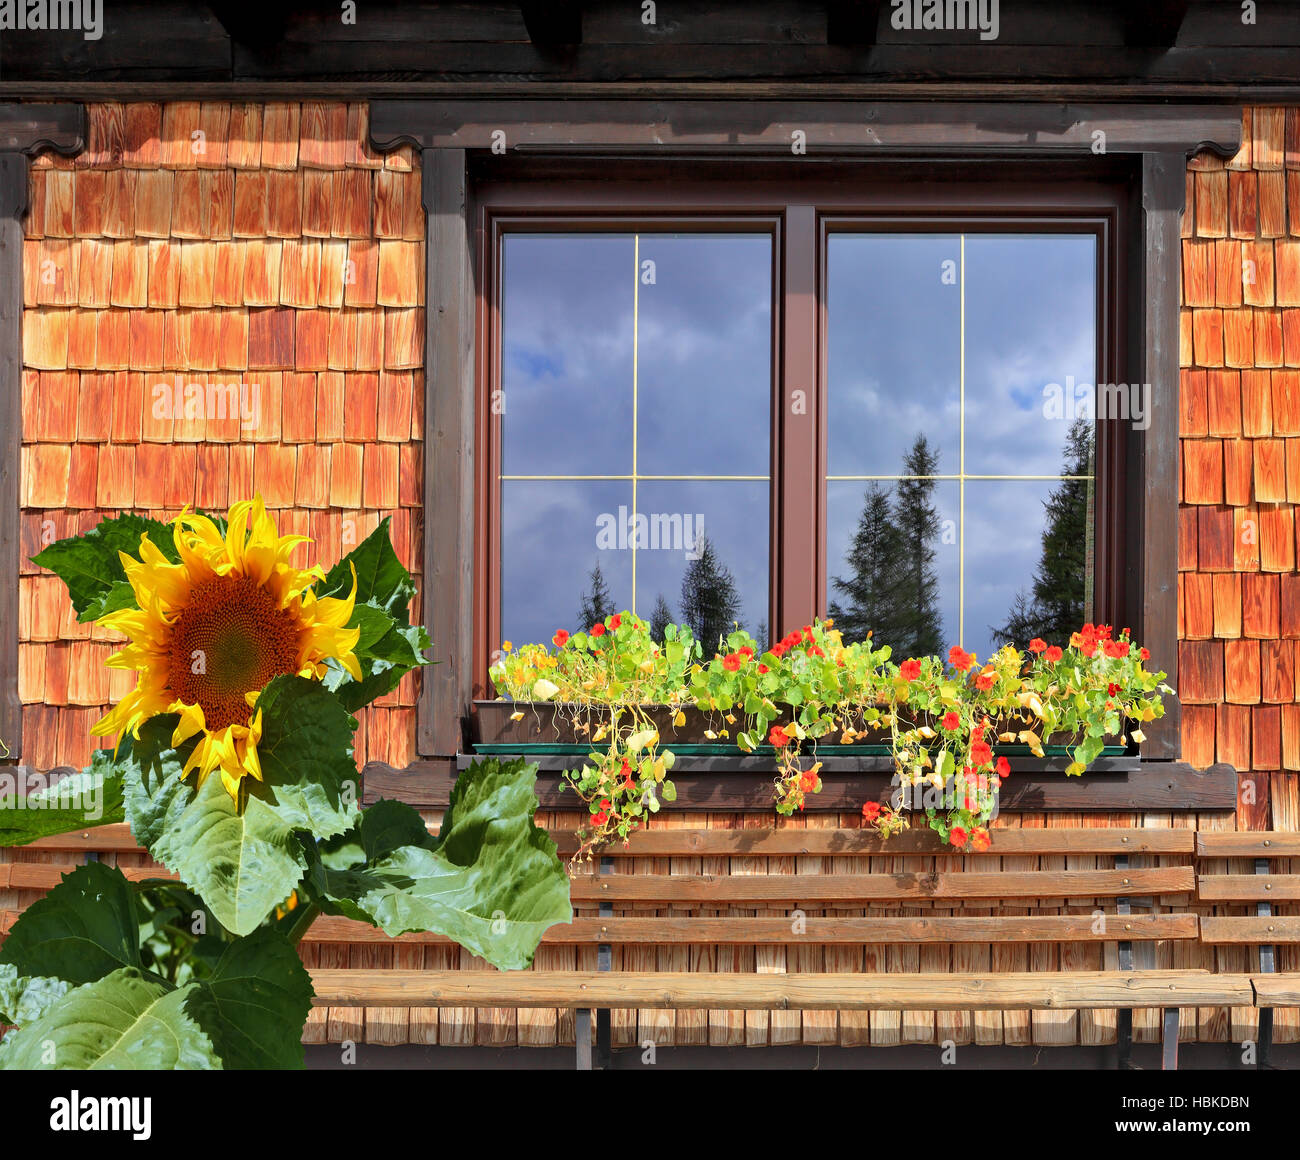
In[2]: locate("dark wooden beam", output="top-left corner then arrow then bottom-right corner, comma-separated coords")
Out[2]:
825,0 -> 885,46
371,100 -> 1242,157
1123,0 -> 1190,48
363,758 -> 1239,812
0,104 -> 85,156
520,1 -> 582,47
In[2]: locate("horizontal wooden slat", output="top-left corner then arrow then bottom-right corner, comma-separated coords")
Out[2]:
1200,917 -> 1300,945
3,825 -> 1196,858
301,912 -> 1198,946
569,868 -> 1193,903
1196,832 -> 1300,857
1253,975 -> 1300,1007
308,969 -> 1254,1011
1196,876 -> 1300,902
0,863 -> 172,891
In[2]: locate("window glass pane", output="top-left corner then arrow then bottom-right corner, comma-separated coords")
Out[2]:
636,480 -> 769,650
498,231 -> 773,652
826,479 -> 960,653
827,234 -> 961,477
825,231 -> 1097,657
501,234 -> 635,477
637,235 -> 771,477
963,235 -> 1097,477
500,480 -> 633,649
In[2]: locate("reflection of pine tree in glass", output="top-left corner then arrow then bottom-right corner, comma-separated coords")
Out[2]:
577,563 -> 615,630
892,435 -> 944,657
828,483 -> 907,646
679,536 -> 741,655
829,434 -> 943,656
649,593 -> 674,642
993,417 -> 1095,649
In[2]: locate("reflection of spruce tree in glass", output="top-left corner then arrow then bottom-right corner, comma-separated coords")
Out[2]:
993,417 -> 1095,648
679,536 -> 741,655
649,593 -> 674,642
577,562 -> 615,630
829,434 -> 943,656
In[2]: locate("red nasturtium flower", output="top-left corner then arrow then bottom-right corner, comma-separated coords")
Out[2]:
970,827 -> 991,852
609,613 -> 622,630
1028,638 -> 1048,654
1103,639 -> 1130,659
1139,647 -> 1150,661
757,663 -> 769,674
769,725 -> 790,748
974,668 -> 995,691
899,658 -> 922,681
799,771 -> 818,793
807,645 -> 825,658
948,645 -> 974,671
941,711 -> 960,731
591,799 -> 612,826
862,801 -> 882,822
590,622 -> 606,637
949,826 -> 969,849
739,645 -> 755,658
552,629 -> 569,648
995,755 -> 1011,777
970,739 -> 993,767
1045,646 -> 1063,662
722,653 -> 741,672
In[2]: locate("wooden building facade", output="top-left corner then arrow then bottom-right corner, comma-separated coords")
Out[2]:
3,1 -> 1300,1059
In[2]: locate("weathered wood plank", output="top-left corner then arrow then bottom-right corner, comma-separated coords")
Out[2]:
568,869 -> 1194,903
1197,875 -> 1300,902
1200,917 -> 1300,945
1253,975 -> 1300,1007
1197,832 -> 1300,857
308,969 -> 1255,1010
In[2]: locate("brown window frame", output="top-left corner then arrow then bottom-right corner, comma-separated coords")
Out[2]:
471,165 -> 1128,714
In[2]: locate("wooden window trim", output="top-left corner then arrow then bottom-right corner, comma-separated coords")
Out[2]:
0,104 -> 85,766
369,100 -> 1241,785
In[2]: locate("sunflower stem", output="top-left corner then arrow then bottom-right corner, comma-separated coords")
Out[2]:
283,901 -> 322,947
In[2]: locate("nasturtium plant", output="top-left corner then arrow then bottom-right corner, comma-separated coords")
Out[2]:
490,611 -> 1173,859
0,498 -> 573,1069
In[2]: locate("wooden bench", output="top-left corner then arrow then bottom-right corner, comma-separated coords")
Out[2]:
1197,831 -> 1300,1068
1,823 -> 1277,1069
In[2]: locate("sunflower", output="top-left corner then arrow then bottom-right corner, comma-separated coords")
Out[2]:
92,497 -> 363,803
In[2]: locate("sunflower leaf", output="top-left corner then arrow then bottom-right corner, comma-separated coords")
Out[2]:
0,748 -> 125,847
0,963 -> 72,1026
121,717 -> 308,937
311,759 -> 572,971
0,968 -> 218,1070
250,675 -> 361,842
0,861 -> 143,986
317,516 -> 414,617
31,512 -> 180,622
183,927 -> 314,1070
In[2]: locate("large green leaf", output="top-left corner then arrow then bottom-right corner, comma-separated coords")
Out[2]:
121,718 -> 307,937
317,516 -> 414,616
249,675 -> 361,841
0,968 -> 218,1070
314,759 -> 572,971
184,928 -> 314,1070
30,513 -> 179,622
0,964 -> 71,1026
0,749 -> 125,847
0,861 -> 142,986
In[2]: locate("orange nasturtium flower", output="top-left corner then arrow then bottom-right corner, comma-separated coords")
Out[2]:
92,496 -> 363,803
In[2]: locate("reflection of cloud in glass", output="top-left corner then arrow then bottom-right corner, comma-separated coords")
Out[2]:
964,235 -> 1097,477
500,480 -> 633,648
501,234 -> 635,477
828,234 -> 961,477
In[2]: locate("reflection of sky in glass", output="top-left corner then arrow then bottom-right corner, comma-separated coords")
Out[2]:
638,236 -> 771,476
500,480 -> 633,648
501,235 -> 634,477
964,236 -> 1096,477
825,232 -> 1097,658
828,234 -> 960,476
826,480 -> 960,650
636,481 -> 770,640
963,479 -> 1091,662
499,232 -> 773,649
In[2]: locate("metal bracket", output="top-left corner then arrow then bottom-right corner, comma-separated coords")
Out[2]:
1116,854 -> 1135,1069
576,855 -> 615,1070
1254,856 -> 1275,1070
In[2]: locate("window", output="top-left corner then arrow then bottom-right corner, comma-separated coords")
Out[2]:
474,170 -> 1126,703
